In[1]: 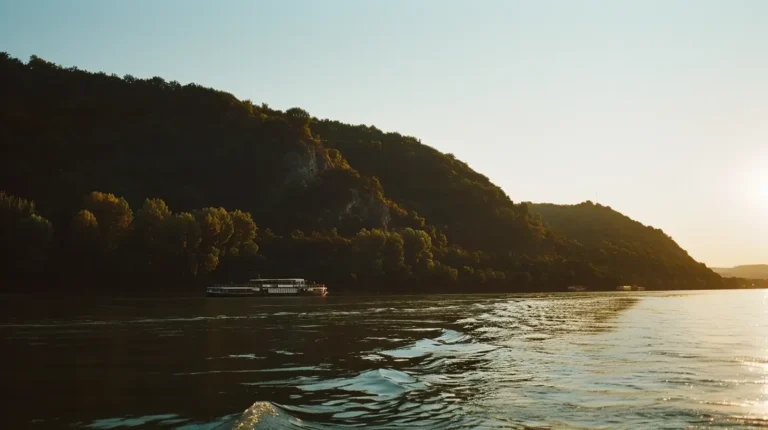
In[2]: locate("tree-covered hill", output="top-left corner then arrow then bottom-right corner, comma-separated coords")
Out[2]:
529,202 -> 722,289
0,53 -> 405,236
312,120 -> 565,257
0,53 -> 728,292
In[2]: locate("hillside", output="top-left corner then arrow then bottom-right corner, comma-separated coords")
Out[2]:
312,121 -> 563,256
529,202 -> 723,290
0,54 -> 402,236
0,53 -> 726,292
713,265 -> 768,280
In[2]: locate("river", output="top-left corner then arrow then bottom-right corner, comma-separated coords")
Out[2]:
2,290 -> 767,429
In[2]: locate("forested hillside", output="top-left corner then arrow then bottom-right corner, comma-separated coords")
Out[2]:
0,54 -> 731,292
529,202 -> 723,289
312,120 -> 563,257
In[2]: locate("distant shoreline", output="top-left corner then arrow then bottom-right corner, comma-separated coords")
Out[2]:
1,285 -> 765,300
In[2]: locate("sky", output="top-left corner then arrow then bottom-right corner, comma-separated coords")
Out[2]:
1,0 -> 766,267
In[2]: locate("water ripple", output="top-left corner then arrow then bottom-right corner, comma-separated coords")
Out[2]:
5,290 -> 768,428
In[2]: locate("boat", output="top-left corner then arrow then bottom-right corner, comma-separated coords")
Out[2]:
567,285 -> 587,292
206,282 -> 261,297
207,278 -> 328,297
616,285 -> 646,291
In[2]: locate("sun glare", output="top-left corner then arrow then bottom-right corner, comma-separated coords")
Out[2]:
756,172 -> 768,206
743,159 -> 768,212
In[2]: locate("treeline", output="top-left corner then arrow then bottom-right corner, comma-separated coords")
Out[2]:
1,190 -> 617,292
1,190 -> 258,287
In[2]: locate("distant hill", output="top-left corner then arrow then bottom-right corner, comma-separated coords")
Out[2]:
0,53 -> 726,292
712,265 -> 768,280
529,202 -> 722,290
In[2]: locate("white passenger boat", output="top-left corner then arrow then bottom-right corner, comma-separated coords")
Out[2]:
207,278 -> 328,297
616,285 -> 645,291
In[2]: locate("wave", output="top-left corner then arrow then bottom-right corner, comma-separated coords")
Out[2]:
175,366 -> 329,376
379,329 -> 497,359
298,368 -> 425,399
85,414 -> 183,428
273,349 -> 302,356
0,315 -> 252,328
208,354 -> 266,360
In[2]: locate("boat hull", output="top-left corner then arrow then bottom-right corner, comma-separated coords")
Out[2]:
207,278 -> 328,297
206,291 -> 259,297
206,290 -> 328,297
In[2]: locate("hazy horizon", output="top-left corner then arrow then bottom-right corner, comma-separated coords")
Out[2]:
2,0 -> 766,267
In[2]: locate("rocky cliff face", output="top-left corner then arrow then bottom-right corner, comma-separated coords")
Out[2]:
277,140 -> 392,231
280,142 -> 332,189
340,188 -> 391,229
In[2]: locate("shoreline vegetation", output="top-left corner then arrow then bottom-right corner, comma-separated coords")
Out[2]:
0,53 -> 761,294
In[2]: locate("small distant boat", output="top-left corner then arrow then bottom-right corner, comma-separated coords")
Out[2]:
567,285 -> 587,292
616,285 -> 645,291
207,278 -> 328,297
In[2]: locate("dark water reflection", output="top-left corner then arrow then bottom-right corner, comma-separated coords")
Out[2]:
2,290 -> 767,428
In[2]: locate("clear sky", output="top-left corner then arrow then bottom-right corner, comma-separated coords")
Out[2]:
1,0 -> 766,267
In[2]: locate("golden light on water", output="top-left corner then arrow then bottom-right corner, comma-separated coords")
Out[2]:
760,292 -> 768,417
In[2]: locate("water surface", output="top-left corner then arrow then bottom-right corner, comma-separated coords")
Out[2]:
2,290 -> 767,428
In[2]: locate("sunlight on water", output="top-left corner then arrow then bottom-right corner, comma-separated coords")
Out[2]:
3,290 -> 768,428
230,402 -> 278,430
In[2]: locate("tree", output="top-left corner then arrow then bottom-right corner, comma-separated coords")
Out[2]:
133,198 -> 174,269
402,228 -> 434,271
0,191 -> 53,277
82,192 -> 133,249
135,198 -> 171,229
195,207 -> 234,251
71,209 -> 99,236
286,107 -> 312,137
0,192 -> 53,276
227,209 -> 258,255
381,231 -> 406,274
167,212 -> 202,275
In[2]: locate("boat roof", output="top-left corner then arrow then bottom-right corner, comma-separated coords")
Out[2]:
248,278 -> 305,282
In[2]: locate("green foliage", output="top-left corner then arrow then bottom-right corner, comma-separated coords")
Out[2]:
83,192 -> 133,249
0,191 -> 53,275
168,212 -> 203,275
194,207 -> 234,251
0,54 -> 392,237
530,202 -> 724,289
285,107 -> 312,138
0,54 -> 726,292
401,228 -> 434,272
71,210 -> 99,237
312,120 -> 561,255
228,209 -> 259,256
